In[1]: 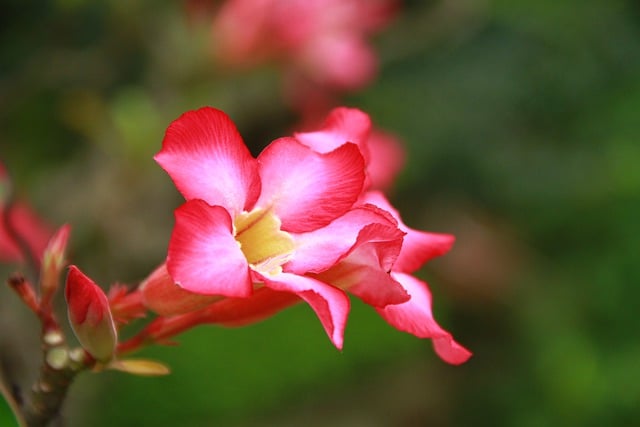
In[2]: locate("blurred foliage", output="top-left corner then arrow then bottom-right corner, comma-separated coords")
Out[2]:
1,0 -> 639,426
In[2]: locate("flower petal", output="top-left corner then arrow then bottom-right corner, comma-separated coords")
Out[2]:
317,222 -> 408,307
286,204 -> 398,274
376,272 -> 471,365
167,199 -> 252,297
155,107 -> 261,215
294,107 -> 371,157
362,191 -> 455,272
256,137 -> 365,232
259,272 -> 350,350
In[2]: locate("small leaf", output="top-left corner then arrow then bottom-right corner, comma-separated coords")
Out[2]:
108,359 -> 171,376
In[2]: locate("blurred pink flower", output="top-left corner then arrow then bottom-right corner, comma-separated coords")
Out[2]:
0,163 -> 52,264
212,0 -> 398,91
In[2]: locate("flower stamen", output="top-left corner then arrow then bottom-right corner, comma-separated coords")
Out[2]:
233,208 -> 295,274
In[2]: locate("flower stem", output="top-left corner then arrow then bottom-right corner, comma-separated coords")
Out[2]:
22,329 -> 92,427
117,310 -> 206,355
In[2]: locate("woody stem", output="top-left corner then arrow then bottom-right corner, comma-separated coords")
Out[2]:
22,327 -> 93,427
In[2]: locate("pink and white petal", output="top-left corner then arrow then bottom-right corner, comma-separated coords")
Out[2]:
167,200 -> 252,297
362,191 -> 455,272
256,137 -> 365,233
286,205 -> 397,274
294,107 -> 371,158
155,107 -> 261,214
259,271 -> 350,350
395,230 -> 455,273
376,272 -> 471,365
316,222 -> 408,307
318,248 -> 408,309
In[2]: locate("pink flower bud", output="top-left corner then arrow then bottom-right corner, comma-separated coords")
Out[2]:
40,224 -> 71,306
65,265 -> 117,362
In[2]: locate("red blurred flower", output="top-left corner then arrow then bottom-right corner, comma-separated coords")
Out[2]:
0,163 -> 52,264
212,0 -> 397,92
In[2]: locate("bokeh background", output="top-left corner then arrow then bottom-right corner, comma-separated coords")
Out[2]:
2,0 -> 640,426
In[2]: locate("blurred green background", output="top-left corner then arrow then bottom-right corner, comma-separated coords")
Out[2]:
1,0 -> 639,426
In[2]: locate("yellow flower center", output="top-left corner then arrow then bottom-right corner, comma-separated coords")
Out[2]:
233,208 -> 295,276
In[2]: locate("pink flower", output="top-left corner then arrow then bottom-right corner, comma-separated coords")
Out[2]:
146,106 -> 470,362
152,107 -> 412,349
212,0 -> 397,91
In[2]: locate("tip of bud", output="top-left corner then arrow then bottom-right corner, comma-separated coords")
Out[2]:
46,224 -> 71,257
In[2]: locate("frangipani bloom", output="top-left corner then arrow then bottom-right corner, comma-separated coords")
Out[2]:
144,106 -> 470,363
212,0 -> 397,91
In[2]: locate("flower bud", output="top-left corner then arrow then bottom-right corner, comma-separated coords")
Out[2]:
65,265 -> 117,362
40,224 -> 71,306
